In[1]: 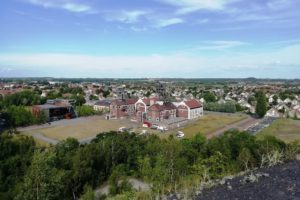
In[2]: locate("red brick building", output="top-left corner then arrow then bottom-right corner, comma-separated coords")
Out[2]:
177,99 -> 203,119
146,102 -> 177,122
109,99 -> 137,119
135,98 -> 158,122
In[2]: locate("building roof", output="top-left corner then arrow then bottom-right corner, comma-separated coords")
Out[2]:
33,104 -> 71,109
95,100 -> 111,106
111,99 -> 137,106
148,102 -> 177,111
184,99 -> 202,109
140,97 -> 158,106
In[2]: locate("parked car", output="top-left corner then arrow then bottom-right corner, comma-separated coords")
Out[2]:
151,124 -> 159,129
139,130 -> 148,135
157,126 -> 168,132
176,131 -> 185,138
143,122 -> 151,127
118,127 -> 128,132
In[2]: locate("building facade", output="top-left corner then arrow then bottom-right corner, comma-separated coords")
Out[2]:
177,99 -> 203,119
109,99 -> 137,119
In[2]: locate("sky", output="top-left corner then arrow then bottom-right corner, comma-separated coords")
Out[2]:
0,0 -> 300,78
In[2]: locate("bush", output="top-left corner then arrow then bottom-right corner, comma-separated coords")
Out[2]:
204,102 -> 237,113
76,105 -> 98,117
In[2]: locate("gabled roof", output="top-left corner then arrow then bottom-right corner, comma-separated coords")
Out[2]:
148,102 -> 176,111
111,99 -> 137,106
184,99 -> 202,109
140,97 -> 158,106
95,100 -> 111,106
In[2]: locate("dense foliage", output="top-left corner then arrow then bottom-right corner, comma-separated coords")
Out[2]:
3,90 -> 45,107
1,129 -> 299,200
256,91 -> 267,118
5,106 -> 46,127
76,105 -> 104,117
202,92 -> 217,103
0,91 -> 47,128
204,101 -> 237,113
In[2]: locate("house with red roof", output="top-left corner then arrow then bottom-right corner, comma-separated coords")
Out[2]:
177,99 -> 203,119
109,99 -> 137,119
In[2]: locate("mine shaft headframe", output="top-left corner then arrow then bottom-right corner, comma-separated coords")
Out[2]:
156,81 -> 169,101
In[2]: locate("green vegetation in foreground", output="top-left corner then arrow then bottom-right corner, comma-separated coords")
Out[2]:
1,129 -> 299,200
257,119 -> 300,144
178,113 -> 247,137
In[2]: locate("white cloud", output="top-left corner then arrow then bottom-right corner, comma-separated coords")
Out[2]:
184,40 -> 249,51
0,44 -> 299,78
130,26 -> 148,32
25,0 -> 95,13
104,10 -> 149,24
154,18 -> 184,28
159,0 -> 239,14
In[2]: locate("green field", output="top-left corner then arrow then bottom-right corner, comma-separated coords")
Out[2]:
257,119 -> 300,144
179,113 -> 247,137
21,113 -> 248,143
156,112 -> 247,139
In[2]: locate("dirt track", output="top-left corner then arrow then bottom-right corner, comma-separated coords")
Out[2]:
206,116 -> 261,138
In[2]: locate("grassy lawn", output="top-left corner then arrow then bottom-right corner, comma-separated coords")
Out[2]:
21,113 -> 247,142
257,119 -> 300,144
22,118 -> 133,141
179,113 -> 247,137
157,112 -> 247,139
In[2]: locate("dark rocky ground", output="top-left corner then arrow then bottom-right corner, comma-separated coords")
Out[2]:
196,161 -> 300,200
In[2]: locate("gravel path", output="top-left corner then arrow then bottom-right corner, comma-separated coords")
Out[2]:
206,116 -> 261,138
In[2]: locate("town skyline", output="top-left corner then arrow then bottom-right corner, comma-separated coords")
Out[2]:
0,0 -> 300,78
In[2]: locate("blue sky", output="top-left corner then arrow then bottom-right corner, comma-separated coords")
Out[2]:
0,0 -> 300,78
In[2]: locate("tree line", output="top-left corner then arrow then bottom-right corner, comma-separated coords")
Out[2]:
0,91 -> 49,128
1,130 -> 299,200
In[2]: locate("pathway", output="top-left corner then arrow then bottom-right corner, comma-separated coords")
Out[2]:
206,116 -> 261,138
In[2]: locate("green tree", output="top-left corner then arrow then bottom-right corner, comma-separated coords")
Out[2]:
6,106 -> 35,127
16,150 -> 66,200
80,185 -> 95,200
138,156 -> 152,182
71,94 -> 86,106
255,91 -> 267,118
203,92 -> 216,103
238,148 -> 254,170
0,134 -> 36,199
248,96 -> 256,106
272,95 -> 278,105
4,90 -> 42,107
76,105 -> 96,117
